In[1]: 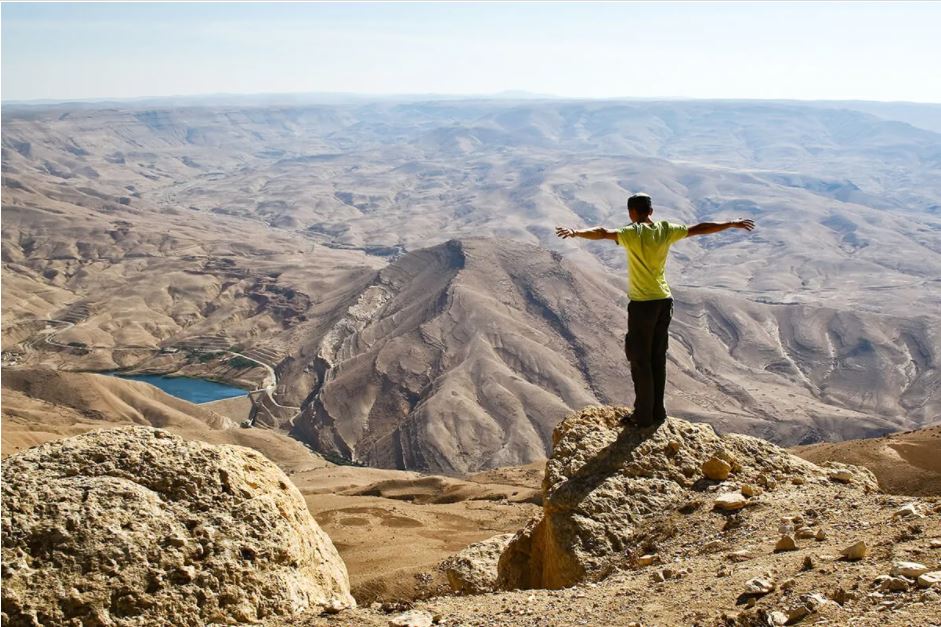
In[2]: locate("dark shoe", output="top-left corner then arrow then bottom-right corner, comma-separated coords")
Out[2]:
633,415 -> 656,429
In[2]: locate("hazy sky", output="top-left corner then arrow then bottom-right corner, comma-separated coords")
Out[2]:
3,1 -> 939,103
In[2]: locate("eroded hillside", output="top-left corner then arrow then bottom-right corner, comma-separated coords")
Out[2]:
3,99 -> 939,471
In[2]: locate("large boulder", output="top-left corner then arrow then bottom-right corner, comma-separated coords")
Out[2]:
441,533 -> 515,594
1,426 -> 354,625
496,407 -> 876,590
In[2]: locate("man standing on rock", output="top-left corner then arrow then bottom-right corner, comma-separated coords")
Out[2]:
556,193 -> 755,428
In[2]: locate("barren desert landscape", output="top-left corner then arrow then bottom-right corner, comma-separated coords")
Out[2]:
3,96 -> 940,625
4,98 -> 940,471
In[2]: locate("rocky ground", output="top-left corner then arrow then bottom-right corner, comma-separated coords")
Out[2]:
288,408 -> 941,627
3,396 -> 938,626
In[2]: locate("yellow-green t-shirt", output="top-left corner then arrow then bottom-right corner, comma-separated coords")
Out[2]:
616,220 -> 688,301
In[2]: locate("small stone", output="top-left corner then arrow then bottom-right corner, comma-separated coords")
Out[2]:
828,469 -> 853,483
781,578 -> 796,591
702,541 -> 724,554
389,609 -> 434,627
916,571 -> 941,588
803,593 -> 829,611
930,539 -> 941,549
728,550 -> 753,562
795,526 -> 816,540
894,503 -> 923,518
791,476 -> 805,485
740,484 -> 760,497
174,565 -> 196,583
840,541 -> 867,561
786,606 -> 810,622
666,440 -> 681,455
768,610 -> 788,625
744,577 -> 775,596
636,554 -> 656,567
921,588 -> 941,602
703,457 -> 732,481
651,570 -> 665,583
322,599 -> 346,615
815,528 -> 828,541
774,535 -> 798,553
832,588 -> 856,604
802,555 -> 815,571
714,492 -> 747,511
879,577 -> 911,593
892,561 -> 929,578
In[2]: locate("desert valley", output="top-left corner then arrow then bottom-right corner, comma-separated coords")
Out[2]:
3,96 -> 940,626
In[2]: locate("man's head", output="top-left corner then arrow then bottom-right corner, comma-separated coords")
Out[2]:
628,193 -> 653,223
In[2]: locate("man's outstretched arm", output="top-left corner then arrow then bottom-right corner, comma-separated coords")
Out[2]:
555,226 -> 619,242
686,219 -> 755,237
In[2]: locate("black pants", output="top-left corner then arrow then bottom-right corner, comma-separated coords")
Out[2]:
624,298 -> 673,426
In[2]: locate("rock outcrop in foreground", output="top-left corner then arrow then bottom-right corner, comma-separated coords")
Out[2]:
497,407 -> 878,590
1,427 -> 354,625
441,533 -> 515,595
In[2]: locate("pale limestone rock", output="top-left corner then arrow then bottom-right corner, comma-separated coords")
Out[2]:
894,503 -> 924,518
714,492 -> 748,511
441,533 -> 514,594
740,483 -> 760,497
774,535 -> 798,552
892,561 -> 930,578
728,549 -> 754,562
702,457 -> 732,481
881,577 -> 911,592
917,571 -> 941,588
820,461 -> 879,490
841,541 -> 868,561
795,526 -> 816,539
389,609 -> 434,627
496,408 -> 838,590
636,554 -> 656,567
828,469 -> 854,483
0,427 -> 354,625
744,577 -> 775,595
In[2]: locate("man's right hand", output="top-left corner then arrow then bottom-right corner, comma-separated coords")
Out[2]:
556,227 -> 577,239
733,219 -> 756,231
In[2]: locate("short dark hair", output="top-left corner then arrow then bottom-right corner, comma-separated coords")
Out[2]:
628,193 -> 652,213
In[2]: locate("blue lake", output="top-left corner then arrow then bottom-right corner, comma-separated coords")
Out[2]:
108,374 -> 248,404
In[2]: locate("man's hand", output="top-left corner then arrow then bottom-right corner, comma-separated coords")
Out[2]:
556,226 -> 578,239
732,219 -> 755,231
